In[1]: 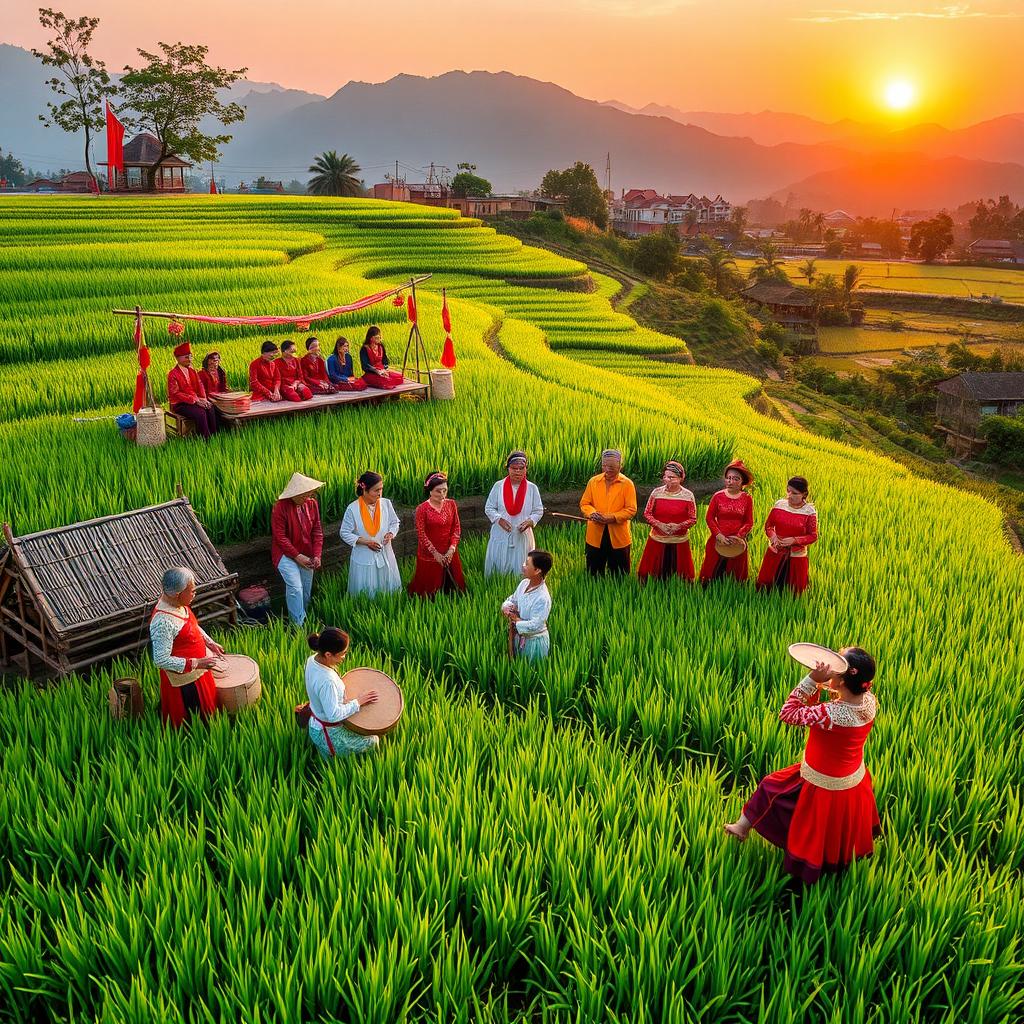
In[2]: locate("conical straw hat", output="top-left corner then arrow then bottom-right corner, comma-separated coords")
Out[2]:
279,472 -> 324,501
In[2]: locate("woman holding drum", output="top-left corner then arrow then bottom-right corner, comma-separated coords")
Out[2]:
699,459 -> 755,584
407,472 -> 467,597
304,628 -> 380,758
637,460 -> 697,582
756,476 -> 818,595
340,471 -> 402,596
724,645 -> 880,884
484,451 -> 544,577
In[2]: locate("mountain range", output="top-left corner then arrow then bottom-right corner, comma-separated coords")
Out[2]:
2,42 -> 1023,215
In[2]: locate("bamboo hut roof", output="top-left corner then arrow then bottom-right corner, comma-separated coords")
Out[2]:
1,499 -> 232,633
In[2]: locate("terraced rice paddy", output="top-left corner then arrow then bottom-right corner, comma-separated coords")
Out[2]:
1,196 -> 1023,1023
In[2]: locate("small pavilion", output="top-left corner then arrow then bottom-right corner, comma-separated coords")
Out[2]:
103,133 -> 191,193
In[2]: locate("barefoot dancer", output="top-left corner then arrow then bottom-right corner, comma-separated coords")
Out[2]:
724,649 -> 881,884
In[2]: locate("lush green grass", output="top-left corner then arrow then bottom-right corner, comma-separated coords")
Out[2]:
2,197 -> 1024,1023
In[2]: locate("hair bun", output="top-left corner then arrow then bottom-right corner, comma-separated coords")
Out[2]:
307,633 -> 321,651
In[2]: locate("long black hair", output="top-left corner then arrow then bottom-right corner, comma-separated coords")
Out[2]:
364,325 -> 382,345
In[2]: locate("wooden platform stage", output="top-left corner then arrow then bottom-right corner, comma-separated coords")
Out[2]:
220,379 -> 429,424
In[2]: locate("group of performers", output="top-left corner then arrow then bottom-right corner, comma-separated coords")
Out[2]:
164,327 -> 405,441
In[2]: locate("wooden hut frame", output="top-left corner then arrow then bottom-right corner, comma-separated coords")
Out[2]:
0,497 -> 236,678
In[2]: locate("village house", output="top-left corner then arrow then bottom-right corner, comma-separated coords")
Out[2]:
22,172 -> 95,193
372,181 -> 562,219
740,282 -> 818,342
102,132 -> 191,193
934,372 -> 1024,455
966,239 -> 1024,264
611,188 -> 732,237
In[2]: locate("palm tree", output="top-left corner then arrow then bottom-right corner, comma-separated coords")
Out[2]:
748,241 -> 789,285
307,151 -> 363,197
842,263 -> 863,302
797,258 -> 818,285
701,241 -> 740,296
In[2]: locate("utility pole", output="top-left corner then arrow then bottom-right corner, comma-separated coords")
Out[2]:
606,152 -> 612,195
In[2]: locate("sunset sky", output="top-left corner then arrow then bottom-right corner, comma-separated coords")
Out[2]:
7,0 -> 1023,126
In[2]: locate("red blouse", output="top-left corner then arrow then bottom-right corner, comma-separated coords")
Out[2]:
301,353 -> 331,388
415,499 -> 461,557
764,501 -> 818,557
278,355 -> 306,387
643,487 -> 697,539
706,490 -> 754,538
199,367 -> 227,396
248,357 -> 280,399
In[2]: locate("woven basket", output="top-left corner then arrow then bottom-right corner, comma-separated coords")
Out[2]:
212,391 -> 252,415
136,406 -> 166,447
429,368 -> 455,400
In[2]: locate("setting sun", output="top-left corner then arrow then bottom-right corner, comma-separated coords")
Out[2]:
883,78 -> 917,112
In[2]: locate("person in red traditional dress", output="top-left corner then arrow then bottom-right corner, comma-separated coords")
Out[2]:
272,472 -> 324,626
756,476 -> 818,595
278,339 -> 313,402
637,460 -> 698,582
359,326 -> 405,390
149,566 -> 225,728
699,459 -> 755,584
167,342 -> 219,440
407,471 -> 467,597
724,649 -> 880,885
249,341 -> 283,402
300,337 -> 337,395
199,351 -> 228,396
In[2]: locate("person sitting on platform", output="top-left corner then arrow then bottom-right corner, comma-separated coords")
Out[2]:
167,342 -> 219,440
249,341 -> 283,402
150,565 -> 224,729
300,337 -> 337,395
579,449 -> 637,576
278,340 -> 313,402
501,549 -> 554,661
272,472 -> 325,627
359,326 -> 404,390
304,627 -> 380,759
199,351 -> 228,396
326,337 -> 368,393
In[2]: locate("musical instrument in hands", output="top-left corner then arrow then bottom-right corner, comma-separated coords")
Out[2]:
341,668 -> 404,736
552,512 -> 590,523
714,535 -> 748,559
788,643 -> 849,675
211,653 -> 262,712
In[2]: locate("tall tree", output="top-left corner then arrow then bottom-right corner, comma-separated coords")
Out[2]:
307,151 -> 363,197
451,171 -> 491,198
32,9 -> 117,188
0,150 -> 28,187
119,42 -> 246,190
700,241 -> 741,296
797,258 -> 818,285
540,162 -> 607,228
748,241 -> 788,285
727,204 -> 748,241
908,213 -> 955,263
842,263 -> 863,303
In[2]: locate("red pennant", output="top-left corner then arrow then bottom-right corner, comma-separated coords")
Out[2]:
441,289 -> 451,333
440,334 -> 456,369
407,295 -> 417,323
138,345 -> 151,371
210,178 -> 218,195
133,371 -> 148,414
105,101 -> 125,191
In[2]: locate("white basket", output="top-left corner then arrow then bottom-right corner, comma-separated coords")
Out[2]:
429,369 -> 455,400
135,406 -> 166,447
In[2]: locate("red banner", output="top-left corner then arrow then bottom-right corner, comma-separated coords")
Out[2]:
105,102 -> 125,191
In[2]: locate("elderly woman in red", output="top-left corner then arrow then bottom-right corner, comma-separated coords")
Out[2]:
407,471 -> 467,597
699,458 -> 755,584
149,566 -> 224,728
360,326 -> 405,390
637,460 -> 697,582
725,648 -> 880,885
756,475 -> 818,594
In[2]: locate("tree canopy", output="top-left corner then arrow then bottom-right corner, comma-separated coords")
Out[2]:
451,172 -> 491,198
633,227 -> 678,279
540,162 -> 607,228
307,151 -> 363,197
908,213 -> 954,263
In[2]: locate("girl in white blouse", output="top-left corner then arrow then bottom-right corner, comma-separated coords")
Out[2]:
304,628 -> 379,758
501,549 -> 553,661
340,471 -> 402,597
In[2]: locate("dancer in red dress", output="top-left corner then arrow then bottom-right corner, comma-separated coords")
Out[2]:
149,566 -> 224,729
756,476 -> 818,594
724,648 -> 880,884
637,460 -> 697,582
699,458 -> 755,583
360,326 -> 405,390
249,341 -> 283,402
407,471 -> 467,597
278,340 -> 313,402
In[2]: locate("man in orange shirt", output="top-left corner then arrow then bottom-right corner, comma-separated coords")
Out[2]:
579,449 -> 637,575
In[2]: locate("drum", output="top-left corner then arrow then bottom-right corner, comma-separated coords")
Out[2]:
211,653 -> 262,713
788,643 -> 849,675
714,536 -> 747,559
341,668 -> 404,736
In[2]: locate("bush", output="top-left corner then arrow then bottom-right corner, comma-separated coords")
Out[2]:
633,230 -> 679,279
818,307 -> 852,326
756,340 -> 782,367
886,315 -> 906,331
981,415 -> 1024,469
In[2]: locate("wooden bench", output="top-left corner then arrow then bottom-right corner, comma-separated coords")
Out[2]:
164,409 -> 195,438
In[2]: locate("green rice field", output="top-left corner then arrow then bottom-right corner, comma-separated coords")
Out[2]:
1,196 -> 1023,1023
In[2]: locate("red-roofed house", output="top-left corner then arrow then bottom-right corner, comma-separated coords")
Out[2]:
612,188 -> 732,236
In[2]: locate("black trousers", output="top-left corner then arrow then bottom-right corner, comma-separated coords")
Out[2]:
172,401 -> 219,440
585,527 -> 630,576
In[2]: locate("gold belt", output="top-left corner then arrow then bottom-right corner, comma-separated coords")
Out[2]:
800,760 -> 865,791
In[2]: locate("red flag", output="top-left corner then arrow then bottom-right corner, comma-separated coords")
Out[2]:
210,178 -> 218,195
132,312 -> 151,413
441,288 -> 451,333
105,101 -> 125,191
133,372 -> 148,414
406,294 -> 417,323
440,334 -> 456,369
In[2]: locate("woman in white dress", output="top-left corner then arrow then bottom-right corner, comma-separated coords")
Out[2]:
501,549 -> 554,661
304,627 -> 379,758
484,450 -> 544,576
340,471 -> 402,596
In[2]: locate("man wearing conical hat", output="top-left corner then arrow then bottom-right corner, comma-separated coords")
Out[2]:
167,342 -> 219,440
271,473 -> 325,626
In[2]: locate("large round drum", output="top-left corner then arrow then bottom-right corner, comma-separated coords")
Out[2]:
341,668 -> 404,736
788,643 -> 849,675
211,653 -> 262,713
714,536 -> 747,559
